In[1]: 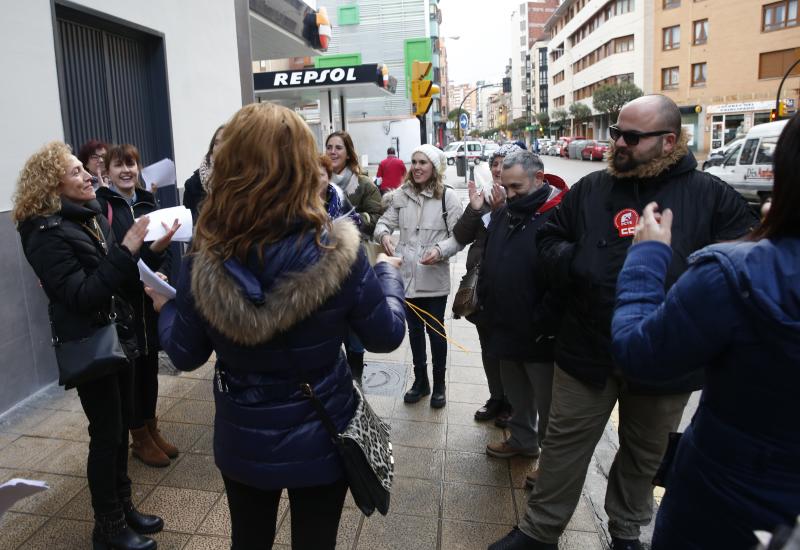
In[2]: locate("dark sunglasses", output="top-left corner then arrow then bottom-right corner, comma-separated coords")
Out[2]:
609,125 -> 674,146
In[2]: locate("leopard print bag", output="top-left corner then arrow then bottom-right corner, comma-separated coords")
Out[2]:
302,381 -> 394,516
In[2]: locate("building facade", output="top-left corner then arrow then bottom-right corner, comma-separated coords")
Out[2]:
448,83 -> 478,127
654,0 -> 800,152
544,0 -> 654,138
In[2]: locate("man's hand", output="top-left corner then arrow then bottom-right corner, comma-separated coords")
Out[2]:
468,180 -> 485,211
151,219 -> 181,253
633,202 -> 673,246
381,234 -> 396,256
375,253 -> 402,269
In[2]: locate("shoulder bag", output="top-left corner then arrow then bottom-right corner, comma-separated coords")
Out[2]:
452,262 -> 480,319
302,380 -> 394,516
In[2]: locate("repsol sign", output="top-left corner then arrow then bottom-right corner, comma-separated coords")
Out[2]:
254,64 -> 388,91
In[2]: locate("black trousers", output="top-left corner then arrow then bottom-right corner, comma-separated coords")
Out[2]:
222,474 -> 348,550
76,364 -> 134,516
131,349 -> 159,428
405,296 -> 448,376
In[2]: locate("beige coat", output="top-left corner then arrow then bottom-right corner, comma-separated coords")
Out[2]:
374,183 -> 463,298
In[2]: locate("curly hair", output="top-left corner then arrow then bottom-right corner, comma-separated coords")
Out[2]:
12,141 -> 72,224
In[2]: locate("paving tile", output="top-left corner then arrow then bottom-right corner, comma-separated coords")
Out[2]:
20,517 -> 93,550
185,379 -> 215,402
0,432 -> 19,452
567,495 -> 600,533
391,398 -> 447,423
155,396 -> 180,417
389,476 -> 441,517
392,445 -> 443,481
150,530 -> 192,549
446,423 -> 498,453
156,375 -> 199,398
355,512 -> 438,550
446,401 -> 495,427
510,456 -> 538,490
0,511 -> 48,550
388,419 -> 447,449
0,406 -> 58,436
445,450 -> 510,487
56,483 -> 155,521
189,426 -> 214,455
156,420 -> 209,454
38,390 -> 83,413
364,394 -> 395,419
9,472 -> 86,515
196,493 -> 230,536
560,529 -> 605,550
161,453 -> 224,492
448,382 -> 490,405
443,482 -> 516,524
28,411 -> 90,442
138,486 -> 219,533
449,350 -> 484,368
514,489 -> 530,524
161,399 -> 215,426
183,535 -> 230,549
441,519 -> 514,550
127,451 -> 177,485
275,505 -> 361,548
31,440 -> 87,476
178,363 -> 215,380
449,366 -> 488,385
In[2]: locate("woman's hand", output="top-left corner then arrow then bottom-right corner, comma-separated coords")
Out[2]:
150,219 -> 181,253
381,234 -> 396,256
419,246 -> 442,265
144,286 -> 171,313
633,202 -> 673,246
376,253 -> 402,269
468,180 -> 485,211
121,217 -> 150,255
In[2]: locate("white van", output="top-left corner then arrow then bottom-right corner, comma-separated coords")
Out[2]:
705,120 -> 787,203
444,141 -> 483,165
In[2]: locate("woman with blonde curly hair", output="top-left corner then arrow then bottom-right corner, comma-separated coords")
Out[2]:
146,103 -> 406,549
14,141 -> 177,550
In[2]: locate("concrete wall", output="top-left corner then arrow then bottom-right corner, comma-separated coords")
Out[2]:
0,0 -> 243,415
347,118 -> 421,164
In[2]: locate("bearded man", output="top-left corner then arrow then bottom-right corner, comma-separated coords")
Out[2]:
489,95 -> 758,550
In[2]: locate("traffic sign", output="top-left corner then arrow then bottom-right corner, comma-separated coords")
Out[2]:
459,113 -> 468,130
446,120 -> 454,129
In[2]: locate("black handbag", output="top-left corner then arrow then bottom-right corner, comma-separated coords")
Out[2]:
452,263 -> 480,318
302,381 -> 394,516
49,301 -> 129,388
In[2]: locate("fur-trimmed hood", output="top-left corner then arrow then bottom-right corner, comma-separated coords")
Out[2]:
606,133 -> 692,179
190,219 -> 361,346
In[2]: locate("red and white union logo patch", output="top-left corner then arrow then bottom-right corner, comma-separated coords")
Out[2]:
614,208 -> 639,238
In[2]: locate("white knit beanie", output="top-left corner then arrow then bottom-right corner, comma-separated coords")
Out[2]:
411,144 -> 447,176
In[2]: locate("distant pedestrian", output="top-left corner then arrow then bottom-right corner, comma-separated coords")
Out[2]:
77,139 -> 109,188
611,113 -> 800,550
491,94 -> 758,550
148,103 -> 406,550
183,125 -> 224,224
376,147 -> 407,194
374,144 -> 463,408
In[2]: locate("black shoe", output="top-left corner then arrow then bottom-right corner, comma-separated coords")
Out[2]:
611,537 -> 642,550
404,377 -> 431,403
430,382 -> 446,408
122,497 -> 164,535
488,526 -> 556,550
475,398 -> 504,421
93,511 -> 157,550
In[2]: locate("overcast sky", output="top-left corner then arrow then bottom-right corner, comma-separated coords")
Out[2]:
438,0 -> 518,87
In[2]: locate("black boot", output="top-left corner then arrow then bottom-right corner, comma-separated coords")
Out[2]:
93,510 -> 157,550
347,350 -> 365,386
430,367 -> 446,408
404,366 -> 430,403
122,497 -> 164,534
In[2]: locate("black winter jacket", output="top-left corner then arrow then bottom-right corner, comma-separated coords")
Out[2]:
183,169 -> 206,224
537,146 -> 758,394
452,203 -> 490,273
95,186 -> 170,355
478,184 -> 565,362
18,199 -> 139,367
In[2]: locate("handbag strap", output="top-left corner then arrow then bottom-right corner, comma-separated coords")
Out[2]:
441,185 -> 451,237
301,383 -> 341,440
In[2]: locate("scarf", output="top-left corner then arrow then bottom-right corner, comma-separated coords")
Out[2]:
199,156 -> 213,192
331,168 -> 359,196
325,184 -> 362,227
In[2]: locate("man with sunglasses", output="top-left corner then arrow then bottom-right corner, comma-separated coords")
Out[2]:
489,95 -> 758,550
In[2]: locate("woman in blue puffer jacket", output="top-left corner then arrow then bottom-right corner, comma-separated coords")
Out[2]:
611,113 -> 800,549
146,103 -> 406,550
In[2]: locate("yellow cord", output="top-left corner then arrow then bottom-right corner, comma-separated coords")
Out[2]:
404,300 -> 472,353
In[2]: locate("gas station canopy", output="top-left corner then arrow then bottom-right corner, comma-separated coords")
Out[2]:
254,64 -> 397,103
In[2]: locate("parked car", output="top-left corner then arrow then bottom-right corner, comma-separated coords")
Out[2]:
568,139 -> 589,160
444,141 -> 483,165
557,137 -> 573,157
480,141 -> 500,162
581,140 -> 609,161
546,142 -> 560,156
705,119 -> 787,204
702,137 -> 744,170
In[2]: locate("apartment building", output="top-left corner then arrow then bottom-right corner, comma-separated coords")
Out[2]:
448,83 -> 479,125
530,39 -> 551,128
655,0 -> 800,152
544,0 -> 654,138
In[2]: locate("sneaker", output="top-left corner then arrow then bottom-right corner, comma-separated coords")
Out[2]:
474,398 -> 504,421
524,464 -> 540,489
486,440 -> 540,459
488,526 -> 557,550
611,537 -> 643,550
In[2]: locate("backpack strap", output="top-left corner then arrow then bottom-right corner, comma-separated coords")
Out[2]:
441,185 -> 451,237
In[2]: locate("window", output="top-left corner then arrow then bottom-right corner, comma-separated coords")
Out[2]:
739,138 -> 759,165
723,143 -> 742,167
759,48 -> 800,79
663,0 -> 681,8
763,0 -> 798,31
663,26 -> 680,50
338,5 -> 360,25
756,136 -> 779,164
553,71 -> 565,83
691,63 -> 707,86
662,67 -> 679,89
693,19 -> 708,44
553,95 -> 565,107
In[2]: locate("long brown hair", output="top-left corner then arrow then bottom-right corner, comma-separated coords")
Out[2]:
194,103 -> 328,262
325,131 -> 361,176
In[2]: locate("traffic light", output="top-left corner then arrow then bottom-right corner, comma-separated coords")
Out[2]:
770,109 -> 777,121
502,77 -> 511,93
411,61 -> 440,117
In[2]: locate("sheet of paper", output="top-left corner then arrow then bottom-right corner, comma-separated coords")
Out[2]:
0,478 -> 49,518
139,205 -> 193,242
140,158 -> 176,192
481,212 -> 492,228
137,259 -> 176,299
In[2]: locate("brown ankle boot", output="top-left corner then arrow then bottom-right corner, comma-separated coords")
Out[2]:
130,426 -> 170,467
145,418 -> 179,459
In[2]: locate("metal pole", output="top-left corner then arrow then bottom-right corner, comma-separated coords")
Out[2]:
419,115 -> 427,145
775,57 -> 800,120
